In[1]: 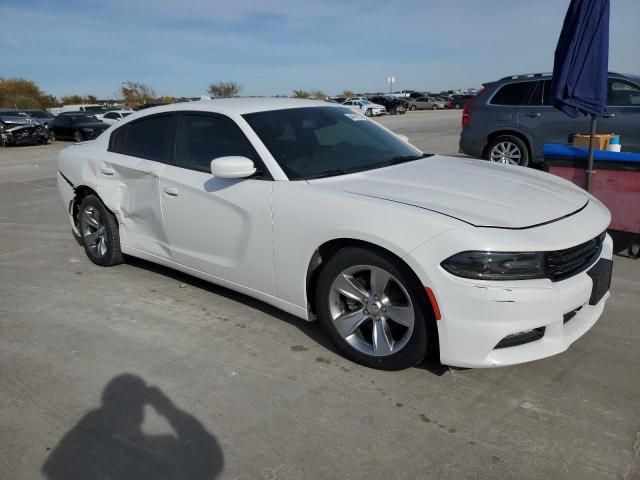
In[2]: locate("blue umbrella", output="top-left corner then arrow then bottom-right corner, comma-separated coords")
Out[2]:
552,0 -> 610,191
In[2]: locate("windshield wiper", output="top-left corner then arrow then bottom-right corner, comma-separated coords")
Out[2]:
304,169 -> 351,180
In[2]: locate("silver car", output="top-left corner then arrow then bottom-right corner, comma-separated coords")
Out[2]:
408,97 -> 445,111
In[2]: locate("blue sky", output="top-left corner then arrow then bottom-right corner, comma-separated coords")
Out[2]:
1,0 -> 638,98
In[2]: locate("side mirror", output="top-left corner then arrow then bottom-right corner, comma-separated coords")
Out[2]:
397,134 -> 409,143
210,156 -> 256,179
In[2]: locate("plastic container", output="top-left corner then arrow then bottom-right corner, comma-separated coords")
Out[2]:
607,135 -> 621,152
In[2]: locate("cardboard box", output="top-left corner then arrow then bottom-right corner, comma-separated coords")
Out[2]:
572,134 -> 612,150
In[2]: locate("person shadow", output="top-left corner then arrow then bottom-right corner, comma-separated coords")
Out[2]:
42,374 -> 223,480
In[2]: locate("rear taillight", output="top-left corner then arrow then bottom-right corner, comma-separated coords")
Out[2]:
461,88 -> 485,128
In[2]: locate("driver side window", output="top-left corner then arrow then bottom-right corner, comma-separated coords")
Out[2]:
175,113 -> 267,177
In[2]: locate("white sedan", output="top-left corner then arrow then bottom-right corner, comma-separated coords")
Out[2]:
101,109 -> 133,125
342,98 -> 386,116
56,99 -> 612,370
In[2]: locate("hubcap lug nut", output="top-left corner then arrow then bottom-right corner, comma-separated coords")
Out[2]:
362,298 -> 368,303
381,307 -> 386,312
364,310 -> 368,315
374,316 -> 379,321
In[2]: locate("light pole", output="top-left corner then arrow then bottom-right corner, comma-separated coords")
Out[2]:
387,76 -> 396,94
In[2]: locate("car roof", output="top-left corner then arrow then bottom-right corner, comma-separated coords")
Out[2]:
134,98 -> 340,116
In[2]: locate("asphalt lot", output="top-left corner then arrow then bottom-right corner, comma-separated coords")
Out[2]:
1,110 -> 639,480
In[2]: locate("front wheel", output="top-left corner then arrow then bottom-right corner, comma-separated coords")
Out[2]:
316,248 -> 430,370
410,105 -> 417,111
486,135 -> 529,167
364,109 -> 372,117
629,243 -> 640,259
74,130 -> 83,142
79,195 -> 124,267
432,105 -> 438,110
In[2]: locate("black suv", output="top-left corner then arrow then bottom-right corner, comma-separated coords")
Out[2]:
459,72 -> 640,166
368,95 -> 408,115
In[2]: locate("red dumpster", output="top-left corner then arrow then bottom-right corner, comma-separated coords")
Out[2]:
543,144 -> 640,257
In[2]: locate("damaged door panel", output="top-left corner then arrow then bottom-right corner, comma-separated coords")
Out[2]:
97,152 -> 170,258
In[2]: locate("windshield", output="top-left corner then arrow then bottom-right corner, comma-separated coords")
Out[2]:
83,106 -> 107,114
243,107 -> 424,180
360,100 -> 372,105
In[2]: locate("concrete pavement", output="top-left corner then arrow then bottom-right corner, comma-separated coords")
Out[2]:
1,114 -> 639,479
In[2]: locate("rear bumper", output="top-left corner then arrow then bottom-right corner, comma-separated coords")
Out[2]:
57,171 -> 80,236
459,129 -> 486,158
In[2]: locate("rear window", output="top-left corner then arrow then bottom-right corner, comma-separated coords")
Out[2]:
490,81 -> 537,106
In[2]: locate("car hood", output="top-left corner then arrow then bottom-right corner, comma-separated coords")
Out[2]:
308,155 -> 589,229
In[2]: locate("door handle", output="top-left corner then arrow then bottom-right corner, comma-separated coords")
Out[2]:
524,112 -> 541,118
100,167 -> 114,176
163,187 -> 179,197
603,112 -> 615,118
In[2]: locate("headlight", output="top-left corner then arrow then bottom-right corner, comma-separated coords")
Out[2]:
441,251 -> 546,280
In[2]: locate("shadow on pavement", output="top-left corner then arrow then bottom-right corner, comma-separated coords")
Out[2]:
124,255 -> 342,356
124,256 -> 449,377
42,374 -> 223,480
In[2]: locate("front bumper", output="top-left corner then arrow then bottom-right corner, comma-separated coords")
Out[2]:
405,210 -> 613,367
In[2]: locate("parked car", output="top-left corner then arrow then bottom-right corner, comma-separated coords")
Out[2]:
342,98 -> 386,116
102,109 -> 133,125
408,97 -> 446,111
447,94 -> 475,110
459,72 -> 640,166
13,109 -> 56,127
0,115 -> 49,147
57,98 -> 612,370
368,95 -> 408,115
49,112 -> 110,142
61,104 -> 108,120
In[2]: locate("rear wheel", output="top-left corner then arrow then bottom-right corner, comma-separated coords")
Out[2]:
316,247 -> 430,370
629,243 -> 640,259
432,105 -> 438,110
454,103 -> 462,109
410,105 -> 417,111
79,195 -> 123,267
486,135 -> 529,167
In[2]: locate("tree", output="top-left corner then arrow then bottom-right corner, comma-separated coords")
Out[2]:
292,90 -> 310,99
120,81 -> 156,106
86,95 -> 98,104
0,77 -> 52,109
207,81 -> 242,98
310,90 -> 327,99
61,95 -> 86,105
342,90 -> 355,98
160,96 -> 176,104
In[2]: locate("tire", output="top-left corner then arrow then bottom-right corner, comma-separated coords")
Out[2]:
486,135 -> 530,167
629,243 -> 640,259
365,109 -> 372,117
432,105 -> 438,110
454,103 -> 462,109
410,105 -> 417,111
315,247 -> 430,370
74,130 -> 83,142
78,195 -> 123,267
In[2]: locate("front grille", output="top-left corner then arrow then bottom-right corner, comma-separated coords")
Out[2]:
546,232 -> 605,282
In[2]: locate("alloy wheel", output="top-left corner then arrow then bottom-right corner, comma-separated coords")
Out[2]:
490,141 -> 522,165
81,206 -> 108,258
328,265 -> 415,357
